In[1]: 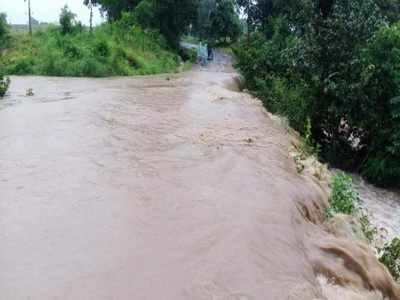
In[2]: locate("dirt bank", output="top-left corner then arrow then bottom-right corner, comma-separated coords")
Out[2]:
0,59 -> 398,299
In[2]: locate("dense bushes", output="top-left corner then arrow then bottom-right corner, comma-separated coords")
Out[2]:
234,0 -> 400,187
380,238 -> 400,281
0,73 -> 10,97
234,18 -> 310,133
0,19 -> 180,77
0,13 -> 10,97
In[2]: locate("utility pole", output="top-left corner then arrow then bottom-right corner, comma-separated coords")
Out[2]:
89,0 -> 93,33
25,0 -> 32,36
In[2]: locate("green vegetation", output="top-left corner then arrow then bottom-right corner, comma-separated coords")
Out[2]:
379,238 -> 400,281
0,0 -> 204,78
0,73 -> 10,97
192,0 -> 241,45
0,13 -> 10,50
87,0 -> 198,48
327,172 -> 399,280
0,10 -> 181,77
328,173 -> 360,216
233,0 -> 400,188
208,0 -> 241,44
0,13 -> 10,97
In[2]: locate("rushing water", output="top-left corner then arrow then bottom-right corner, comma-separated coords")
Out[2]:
0,57 -> 398,299
353,175 -> 400,242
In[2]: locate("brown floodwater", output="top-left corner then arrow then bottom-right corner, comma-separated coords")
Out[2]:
0,60 -> 399,299
354,176 -> 400,242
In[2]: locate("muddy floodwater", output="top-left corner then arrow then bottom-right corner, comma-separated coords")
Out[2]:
354,176 -> 400,241
0,61 -> 399,299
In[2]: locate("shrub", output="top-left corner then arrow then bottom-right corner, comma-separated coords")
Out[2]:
0,73 -> 10,97
379,238 -> 400,281
328,173 -> 360,216
233,18 -> 309,132
268,77 -> 311,133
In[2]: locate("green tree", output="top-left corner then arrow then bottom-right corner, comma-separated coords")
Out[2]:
157,0 -> 199,47
133,0 -> 158,28
86,0 -> 198,48
87,0 -> 140,20
209,0 -> 241,43
59,5 -> 78,35
0,13 -> 10,50
295,0 -> 384,167
194,0 -> 216,39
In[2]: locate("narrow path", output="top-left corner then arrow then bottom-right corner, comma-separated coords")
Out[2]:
0,64 -> 395,299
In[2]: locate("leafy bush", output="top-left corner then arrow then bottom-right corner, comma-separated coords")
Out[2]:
379,238 -> 400,281
328,173 -> 360,216
0,73 -> 10,97
233,1 -> 400,188
233,18 -> 308,133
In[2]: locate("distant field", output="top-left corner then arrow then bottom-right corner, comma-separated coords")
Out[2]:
10,24 -> 52,34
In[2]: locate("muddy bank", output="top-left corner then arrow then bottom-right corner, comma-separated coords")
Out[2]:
0,66 -> 398,299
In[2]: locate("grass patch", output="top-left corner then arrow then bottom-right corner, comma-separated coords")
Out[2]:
328,172 -> 360,216
0,23 -> 181,77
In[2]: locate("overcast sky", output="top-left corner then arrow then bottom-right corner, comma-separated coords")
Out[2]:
0,0 -> 104,25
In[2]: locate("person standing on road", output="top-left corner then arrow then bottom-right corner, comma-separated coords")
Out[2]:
197,42 -> 207,66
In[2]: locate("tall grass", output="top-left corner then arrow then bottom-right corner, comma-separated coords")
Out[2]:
1,22 -> 181,77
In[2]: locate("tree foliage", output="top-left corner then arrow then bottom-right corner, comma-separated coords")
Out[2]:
88,0 -> 140,20
0,13 -> 10,50
85,0 -> 198,47
234,0 -> 400,187
193,0 -> 216,40
209,0 -> 241,43
59,5 -> 79,35
0,13 -> 10,97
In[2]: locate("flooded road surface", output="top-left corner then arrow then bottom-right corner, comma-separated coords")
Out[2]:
0,64 -> 398,299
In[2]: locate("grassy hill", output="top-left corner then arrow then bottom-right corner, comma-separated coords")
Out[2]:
1,22 -> 182,77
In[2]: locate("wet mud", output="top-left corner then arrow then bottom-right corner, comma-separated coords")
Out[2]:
0,58 -> 399,299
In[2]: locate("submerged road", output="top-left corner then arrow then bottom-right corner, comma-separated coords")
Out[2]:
0,61 -> 333,299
